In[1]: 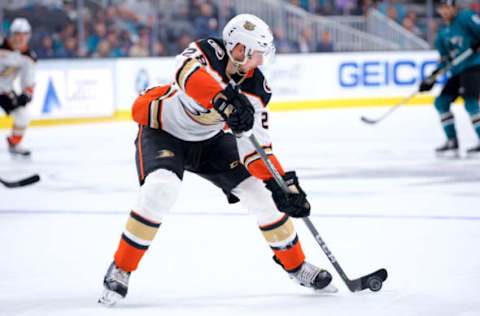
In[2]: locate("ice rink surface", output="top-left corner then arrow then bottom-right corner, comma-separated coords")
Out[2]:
1,105 -> 479,316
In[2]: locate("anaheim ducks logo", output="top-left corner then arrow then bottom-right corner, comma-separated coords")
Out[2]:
185,109 -> 223,125
179,98 -> 223,125
243,21 -> 256,31
156,150 -> 175,159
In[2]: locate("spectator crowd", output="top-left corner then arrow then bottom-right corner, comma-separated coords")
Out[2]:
2,0 -> 479,59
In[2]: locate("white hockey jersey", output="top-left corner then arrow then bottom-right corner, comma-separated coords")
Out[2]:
131,38 -> 285,180
0,39 -> 36,96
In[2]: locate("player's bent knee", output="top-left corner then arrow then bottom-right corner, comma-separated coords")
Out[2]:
232,176 -> 284,225
434,95 -> 453,113
134,169 -> 181,222
10,107 -> 30,128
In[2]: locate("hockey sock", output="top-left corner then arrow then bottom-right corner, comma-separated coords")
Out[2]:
7,135 -> 23,146
464,97 -> 480,139
114,211 -> 161,272
439,112 -> 457,140
259,214 -> 305,272
8,124 -> 27,146
435,95 -> 457,140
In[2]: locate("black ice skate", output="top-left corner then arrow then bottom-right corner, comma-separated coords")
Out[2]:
98,261 -> 131,306
288,261 -> 337,293
466,143 -> 480,157
7,137 -> 31,157
435,138 -> 459,158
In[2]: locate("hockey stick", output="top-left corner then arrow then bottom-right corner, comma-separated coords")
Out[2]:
247,133 -> 387,292
360,47 -> 475,125
0,174 -> 40,188
360,90 -> 418,125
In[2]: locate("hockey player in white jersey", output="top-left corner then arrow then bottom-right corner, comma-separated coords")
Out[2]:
99,14 -> 336,306
0,18 -> 36,156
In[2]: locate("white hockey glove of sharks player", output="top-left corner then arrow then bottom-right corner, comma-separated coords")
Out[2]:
213,84 -> 255,134
265,171 -> 311,218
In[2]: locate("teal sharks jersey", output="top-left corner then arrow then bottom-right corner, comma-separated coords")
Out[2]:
435,9 -> 480,76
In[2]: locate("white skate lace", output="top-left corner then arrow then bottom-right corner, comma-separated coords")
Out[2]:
290,262 -> 320,287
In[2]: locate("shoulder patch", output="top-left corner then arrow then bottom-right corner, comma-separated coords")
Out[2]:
263,78 -> 272,94
207,39 -> 225,60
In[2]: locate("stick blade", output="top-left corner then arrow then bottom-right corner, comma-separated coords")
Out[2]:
18,174 -> 41,187
347,268 -> 388,292
0,174 -> 40,188
360,116 -> 378,125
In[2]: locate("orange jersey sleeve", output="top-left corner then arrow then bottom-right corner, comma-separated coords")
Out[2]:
131,84 -> 176,128
175,51 -> 223,110
182,66 -> 223,109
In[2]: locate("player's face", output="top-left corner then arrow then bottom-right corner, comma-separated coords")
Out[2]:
10,32 -> 31,50
231,44 -> 265,71
242,51 -> 264,70
437,5 -> 456,22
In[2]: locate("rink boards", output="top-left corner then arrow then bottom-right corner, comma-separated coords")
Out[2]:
0,50 -> 460,128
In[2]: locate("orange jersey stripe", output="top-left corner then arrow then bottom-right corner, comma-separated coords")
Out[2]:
246,154 -> 285,181
183,67 -> 223,110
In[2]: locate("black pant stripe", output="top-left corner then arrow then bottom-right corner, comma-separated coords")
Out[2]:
130,211 -> 161,228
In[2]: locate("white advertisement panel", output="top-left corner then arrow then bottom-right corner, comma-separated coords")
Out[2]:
28,59 -> 115,119
267,50 -> 441,102
115,57 -> 176,110
114,50 -> 442,110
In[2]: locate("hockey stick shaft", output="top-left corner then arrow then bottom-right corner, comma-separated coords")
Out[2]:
246,133 -> 354,287
361,90 -> 418,124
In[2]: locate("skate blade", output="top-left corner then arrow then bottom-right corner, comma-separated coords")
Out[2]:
9,150 -> 32,159
435,150 -> 460,159
98,289 -> 123,307
313,283 -> 338,294
466,151 -> 480,159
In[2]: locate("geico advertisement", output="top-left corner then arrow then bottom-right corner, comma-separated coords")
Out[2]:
115,57 -> 176,110
29,60 -> 115,118
268,50 -> 441,101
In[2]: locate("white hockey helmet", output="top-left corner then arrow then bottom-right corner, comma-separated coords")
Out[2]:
10,18 -> 31,34
222,14 -> 275,66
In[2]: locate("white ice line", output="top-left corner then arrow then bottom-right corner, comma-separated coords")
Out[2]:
0,210 -> 479,221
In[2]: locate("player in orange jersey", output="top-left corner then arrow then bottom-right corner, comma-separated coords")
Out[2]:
99,14 -> 336,306
0,18 -> 36,156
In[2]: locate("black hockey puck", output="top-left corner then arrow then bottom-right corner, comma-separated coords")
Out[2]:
367,276 -> 383,292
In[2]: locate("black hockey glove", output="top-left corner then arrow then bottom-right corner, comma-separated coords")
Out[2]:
472,41 -> 480,52
0,92 -> 18,114
265,171 -> 311,218
419,67 -> 442,92
213,87 -> 255,134
16,93 -> 31,106
419,78 -> 436,92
